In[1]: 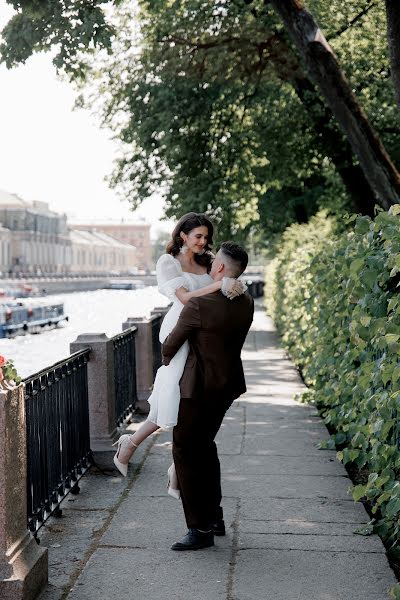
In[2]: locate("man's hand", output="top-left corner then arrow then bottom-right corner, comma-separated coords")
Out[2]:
162,335 -> 171,365
162,299 -> 201,361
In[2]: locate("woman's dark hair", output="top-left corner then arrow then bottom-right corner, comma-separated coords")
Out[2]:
166,212 -> 214,270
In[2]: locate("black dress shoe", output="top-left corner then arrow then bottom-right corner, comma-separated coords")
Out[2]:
211,518 -> 226,536
171,528 -> 214,551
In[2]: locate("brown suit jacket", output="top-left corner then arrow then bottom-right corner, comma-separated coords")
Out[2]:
162,291 -> 254,400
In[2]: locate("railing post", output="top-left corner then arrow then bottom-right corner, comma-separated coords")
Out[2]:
150,304 -> 171,323
70,334 -> 117,451
0,384 -> 48,600
122,317 -> 154,414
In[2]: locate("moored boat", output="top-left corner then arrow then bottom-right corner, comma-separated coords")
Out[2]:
0,298 -> 68,338
108,279 -> 145,290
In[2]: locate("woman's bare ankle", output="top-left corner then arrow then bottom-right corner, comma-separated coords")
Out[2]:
128,435 -> 139,448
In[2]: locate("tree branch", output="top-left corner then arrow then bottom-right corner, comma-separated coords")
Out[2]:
327,2 -> 379,41
161,34 -> 244,50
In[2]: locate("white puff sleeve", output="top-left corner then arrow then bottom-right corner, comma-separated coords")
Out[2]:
156,254 -> 188,301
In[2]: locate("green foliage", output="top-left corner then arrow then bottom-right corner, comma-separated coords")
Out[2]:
353,521 -> 375,536
265,207 -> 400,550
0,0 -> 116,78
0,356 -> 21,385
390,583 -> 400,599
260,169 -> 350,254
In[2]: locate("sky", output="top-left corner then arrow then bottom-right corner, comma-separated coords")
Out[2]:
0,4 -> 173,238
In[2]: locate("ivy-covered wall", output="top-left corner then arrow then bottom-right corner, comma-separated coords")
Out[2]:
265,207 -> 400,554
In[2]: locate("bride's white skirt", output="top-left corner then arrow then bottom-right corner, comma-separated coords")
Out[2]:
147,303 -> 187,428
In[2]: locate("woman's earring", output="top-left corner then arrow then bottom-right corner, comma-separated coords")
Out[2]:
180,242 -> 189,254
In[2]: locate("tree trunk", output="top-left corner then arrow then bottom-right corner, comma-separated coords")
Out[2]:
292,76 -> 376,216
386,0 -> 400,109
269,0 -> 400,209
268,33 -> 376,215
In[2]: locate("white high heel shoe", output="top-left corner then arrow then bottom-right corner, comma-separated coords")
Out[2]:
167,463 -> 181,500
112,434 -> 138,477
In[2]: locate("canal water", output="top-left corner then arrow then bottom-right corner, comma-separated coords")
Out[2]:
0,287 -> 170,378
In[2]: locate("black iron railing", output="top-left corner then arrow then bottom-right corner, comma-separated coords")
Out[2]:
151,314 -> 163,379
24,348 -> 92,536
112,327 -> 138,426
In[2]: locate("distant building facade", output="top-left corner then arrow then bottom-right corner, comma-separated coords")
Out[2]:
0,190 -> 137,275
73,223 -> 151,271
0,225 -> 12,274
69,230 -> 136,273
0,190 -> 71,274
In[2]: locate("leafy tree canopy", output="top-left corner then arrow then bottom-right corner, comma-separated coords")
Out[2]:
0,0 -> 116,77
1,1 -> 399,247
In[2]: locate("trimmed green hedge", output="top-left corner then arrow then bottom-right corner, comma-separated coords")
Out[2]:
265,207 -> 400,557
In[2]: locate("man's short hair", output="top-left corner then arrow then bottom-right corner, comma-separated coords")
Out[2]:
220,241 -> 248,277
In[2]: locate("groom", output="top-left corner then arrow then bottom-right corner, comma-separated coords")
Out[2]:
162,241 -> 254,550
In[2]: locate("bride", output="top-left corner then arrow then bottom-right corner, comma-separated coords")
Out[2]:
112,212 -> 246,493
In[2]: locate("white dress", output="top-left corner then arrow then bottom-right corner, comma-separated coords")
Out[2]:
147,253 -> 213,428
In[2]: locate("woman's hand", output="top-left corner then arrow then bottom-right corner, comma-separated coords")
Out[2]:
221,277 -> 247,300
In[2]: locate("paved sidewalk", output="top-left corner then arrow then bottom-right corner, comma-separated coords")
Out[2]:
39,304 -> 397,600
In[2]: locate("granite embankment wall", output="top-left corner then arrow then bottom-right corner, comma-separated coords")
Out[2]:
0,275 -> 157,294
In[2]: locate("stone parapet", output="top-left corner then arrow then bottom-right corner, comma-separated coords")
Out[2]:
150,303 -> 171,324
0,385 -> 48,600
70,334 -> 117,451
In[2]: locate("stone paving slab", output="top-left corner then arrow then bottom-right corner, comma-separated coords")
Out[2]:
216,433 -> 244,455
240,518 -> 373,536
243,401 -> 318,419
67,547 -> 232,600
240,496 -> 369,524
223,454 -> 344,476
243,435 -> 335,456
243,368 -> 303,386
146,453 -> 345,477
131,464 -> 353,502
239,532 -> 384,553
146,438 -> 175,455
99,495 -> 189,549
38,508 -> 109,594
243,385 -> 307,400
239,504 -> 382,553
148,431 -> 245,457
244,425 -> 331,443
222,473 -> 352,500
220,406 -> 245,433
100,496 -> 237,550
243,364 -> 302,381
244,415 -> 327,429
234,549 -> 396,600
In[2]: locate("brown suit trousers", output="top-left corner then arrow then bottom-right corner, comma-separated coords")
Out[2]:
173,392 -> 232,529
